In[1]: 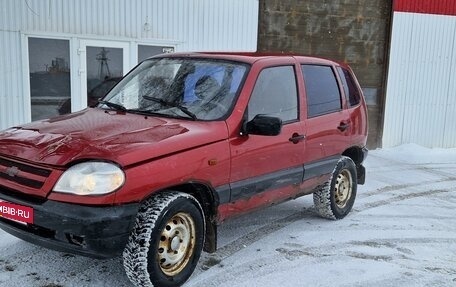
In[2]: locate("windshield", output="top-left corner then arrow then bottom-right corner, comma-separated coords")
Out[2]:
100,58 -> 248,120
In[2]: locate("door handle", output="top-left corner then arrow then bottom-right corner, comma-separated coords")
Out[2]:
337,121 -> 351,132
289,133 -> 306,144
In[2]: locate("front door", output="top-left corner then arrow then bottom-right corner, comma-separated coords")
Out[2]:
78,40 -> 131,111
225,64 -> 306,217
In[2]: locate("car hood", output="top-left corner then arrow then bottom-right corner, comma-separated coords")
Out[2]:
0,108 -> 229,167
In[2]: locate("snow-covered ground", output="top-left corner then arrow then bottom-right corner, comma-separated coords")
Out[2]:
1,144 -> 456,287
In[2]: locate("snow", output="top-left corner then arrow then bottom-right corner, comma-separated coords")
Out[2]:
1,144 -> 456,287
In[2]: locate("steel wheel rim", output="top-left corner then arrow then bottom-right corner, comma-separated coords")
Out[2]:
157,212 -> 196,276
334,169 -> 353,208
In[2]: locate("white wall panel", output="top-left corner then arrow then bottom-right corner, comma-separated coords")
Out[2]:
0,0 -> 258,130
443,32 -> 456,148
383,12 -> 456,148
1,0 -> 257,51
0,31 -> 26,129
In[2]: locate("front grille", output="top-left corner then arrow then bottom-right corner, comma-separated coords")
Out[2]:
0,156 -> 51,189
0,186 -> 46,204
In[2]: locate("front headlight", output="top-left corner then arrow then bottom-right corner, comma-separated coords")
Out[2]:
53,162 -> 125,195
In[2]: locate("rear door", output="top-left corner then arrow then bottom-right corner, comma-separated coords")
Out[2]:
226,61 -> 306,215
300,64 -> 351,182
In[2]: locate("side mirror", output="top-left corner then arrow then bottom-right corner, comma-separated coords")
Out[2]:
243,115 -> 282,136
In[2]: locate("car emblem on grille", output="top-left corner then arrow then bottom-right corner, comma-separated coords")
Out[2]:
5,166 -> 20,177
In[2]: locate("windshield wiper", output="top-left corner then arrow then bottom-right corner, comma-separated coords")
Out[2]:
142,96 -> 197,120
98,100 -> 127,112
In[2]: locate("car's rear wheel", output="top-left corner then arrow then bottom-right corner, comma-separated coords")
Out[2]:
313,156 -> 357,220
123,191 -> 205,287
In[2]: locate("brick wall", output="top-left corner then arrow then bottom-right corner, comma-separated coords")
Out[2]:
258,0 -> 392,148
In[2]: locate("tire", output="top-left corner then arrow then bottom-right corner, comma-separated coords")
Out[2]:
123,191 -> 205,287
313,156 -> 357,220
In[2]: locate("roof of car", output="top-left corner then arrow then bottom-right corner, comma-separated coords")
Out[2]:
155,52 -> 348,67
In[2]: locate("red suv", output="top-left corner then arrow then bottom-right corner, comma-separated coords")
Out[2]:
0,53 -> 368,287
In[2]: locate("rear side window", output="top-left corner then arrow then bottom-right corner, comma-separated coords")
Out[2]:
248,66 -> 298,122
301,65 -> 341,118
337,67 -> 361,107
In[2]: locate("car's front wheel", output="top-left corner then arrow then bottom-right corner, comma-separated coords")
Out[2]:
313,156 -> 357,220
123,191 -> 205,287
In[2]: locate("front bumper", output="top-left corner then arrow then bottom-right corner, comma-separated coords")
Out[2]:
0,191 -> 139,259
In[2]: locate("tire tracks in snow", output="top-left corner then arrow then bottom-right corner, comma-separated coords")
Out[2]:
195,207 -> 316,275
197,185 -> 454,275
355,188 -> 452,211
190,235 -> 456,287
195,178 -> 456,280
358,177 -> 456,199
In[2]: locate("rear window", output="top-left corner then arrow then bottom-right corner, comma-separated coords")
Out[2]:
337,67 -> 361,107
301,65 -> 341,118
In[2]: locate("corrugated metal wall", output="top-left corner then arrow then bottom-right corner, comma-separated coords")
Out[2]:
0,0 -> 259,130
1,0 -> 258,50
383,12 -> 456,148
0,31 -> 26,129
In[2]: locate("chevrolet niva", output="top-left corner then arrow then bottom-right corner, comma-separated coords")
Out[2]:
0,52 -> 368,287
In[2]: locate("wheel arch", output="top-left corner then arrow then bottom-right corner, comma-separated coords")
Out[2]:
342,146 -> 363,164
142,181 -> 220,253
342,146 -> 367,184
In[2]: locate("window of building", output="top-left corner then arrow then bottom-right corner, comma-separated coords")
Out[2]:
28,37 -> 71,121
85,46 -> 124,107
302,65 -> 342,118
248,66 -> 298,122
337,67 -> 361,107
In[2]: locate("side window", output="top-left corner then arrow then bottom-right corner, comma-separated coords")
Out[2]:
337,67 -> 361,107
248,66 -> 298,122
302,65 -> 341,118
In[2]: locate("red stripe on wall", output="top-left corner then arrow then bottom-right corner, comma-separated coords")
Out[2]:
394,0 -> 456,16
